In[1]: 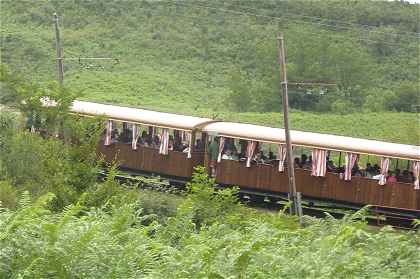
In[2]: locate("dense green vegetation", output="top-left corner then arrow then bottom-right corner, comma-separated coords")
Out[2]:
0,67 -> 419,278
0,113 -> 419,278
1,0 -> 419,144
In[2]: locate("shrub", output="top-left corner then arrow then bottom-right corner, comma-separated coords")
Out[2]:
0,180 -> 17,209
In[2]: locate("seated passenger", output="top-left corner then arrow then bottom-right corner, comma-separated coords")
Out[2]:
364,163 -> 374,178
168,136 -> 174,151
119,128 -> 132,143
387,171 -> 397,183
222,149 -> 234,160
394,168 -> 401,181
373,164 -> 380,175
326,160 -> 336,172
139,131 -> 151,147
152,135 -> 161,148
173,138 -> 185,152
354,170 -> 363,177
195,139 -> 204,151
294,157 -> 301,168
303,155 -> 312,170
253,151 -> 266,164
300,154 -> 307,168
238,139 -> 247,159
351,163 -> 360,176
111,128 -> 119,142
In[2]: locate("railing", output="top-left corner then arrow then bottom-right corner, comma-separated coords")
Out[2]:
216,159 -> 420,210
97,142 -> 204,178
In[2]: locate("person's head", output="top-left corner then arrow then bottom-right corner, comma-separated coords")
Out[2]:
294,157 -> 300,165
395,168 -> 401,176
141,131 -> 147,138
387,170 -> 393,177
301,154 -> 307,162
308,155 -> 312,162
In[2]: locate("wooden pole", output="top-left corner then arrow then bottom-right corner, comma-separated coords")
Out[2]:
277,33 -> 301,219
53,13 -> 64,86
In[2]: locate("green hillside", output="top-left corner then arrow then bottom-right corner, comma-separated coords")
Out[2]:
1,0 -> 419,144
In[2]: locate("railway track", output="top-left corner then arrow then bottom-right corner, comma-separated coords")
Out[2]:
100,169 -> 419,230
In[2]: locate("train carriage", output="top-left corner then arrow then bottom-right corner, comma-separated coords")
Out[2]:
70,101 -> 420,211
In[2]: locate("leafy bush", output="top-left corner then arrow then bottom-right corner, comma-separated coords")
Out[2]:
1,187 -> 419,279
0,180 -> 17,209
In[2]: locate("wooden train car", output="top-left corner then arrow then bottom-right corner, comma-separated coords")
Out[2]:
71,101 -> 420,211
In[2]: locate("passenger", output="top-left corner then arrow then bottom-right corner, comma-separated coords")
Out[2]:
326,160 -> 336,172
173,137 -> 185,152
408,171 -> 415,183
111,128 -> 119,142
222,149 -> 234,160
303,155 -> 312,170
238,139 -> 247,159
253,151 -> 266,164
231,149 -> 239,160
394,168 -> 402,181
354,170 -> 363,177
195,139 -> 204,151
387,171 -> 397,183
351,163 -> 360,176
119,127 -> 132,144
294,157 -> 300,169
268,150 -> 275,160
365,163 -> 374,178
373,164 -> 380,175
168,135 -> 174,151
208,137 -> 219,177
300,154 -> 307,168
139,131 -> 151,147
152,135 -> 160,148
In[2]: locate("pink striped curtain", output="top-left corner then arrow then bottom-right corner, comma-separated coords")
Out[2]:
217,137 -> 225,163
412,161 -> 419,190
131,124 -> 141,150
378,157 -> 390,185
246,141 -> 257,168
278,144 -> 287,172
344,152 -> 359,181
311,149 -> 327,177
104,120 -> 112,146
187,131 -> 193,159
159,128 -> 169,155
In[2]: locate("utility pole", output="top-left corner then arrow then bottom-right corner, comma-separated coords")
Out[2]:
277,33 -> 302,222
54,13 -> 64,86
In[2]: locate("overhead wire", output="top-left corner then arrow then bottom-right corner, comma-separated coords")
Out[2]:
145,3 -> 419,48
186,0 -> 420,38
166,0 -> 420,43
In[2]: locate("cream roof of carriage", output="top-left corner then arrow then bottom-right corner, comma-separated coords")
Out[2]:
70,100 -> 214,131
202,122 -> 420,160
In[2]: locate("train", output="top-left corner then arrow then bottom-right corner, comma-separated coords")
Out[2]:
70,100 -> 420,213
